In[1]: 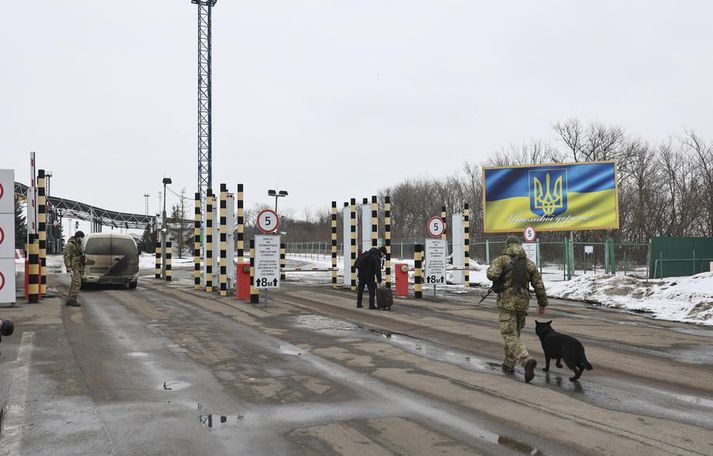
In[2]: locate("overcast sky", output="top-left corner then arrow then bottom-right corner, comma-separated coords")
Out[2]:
3,0 -> 712,220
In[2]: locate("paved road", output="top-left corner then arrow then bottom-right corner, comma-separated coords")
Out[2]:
1,270 -> 712,455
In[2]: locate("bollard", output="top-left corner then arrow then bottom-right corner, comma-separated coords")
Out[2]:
331,201 -> 338,288
384,195 -> 392,288
194,192 -> 201,289
38,169 -> 47,296
464,203 -> 470,288
165,241 -> 172,281
237,184 -> 245,263
414,244 -> 423,299
205,191 -> 214,292
236,262 -> 251,301
249,239 -> 259,303
219,184 -> 228,296
155,246 -> 161,279
350,198 -> 357,291
395,263 -> 409,298
280,242 -> 286,282
28,234 -> 40,303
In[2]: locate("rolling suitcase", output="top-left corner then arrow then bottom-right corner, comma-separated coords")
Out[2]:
376,286 -> 393,310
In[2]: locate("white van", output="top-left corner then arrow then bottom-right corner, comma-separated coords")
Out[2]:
82,233 -> 140,289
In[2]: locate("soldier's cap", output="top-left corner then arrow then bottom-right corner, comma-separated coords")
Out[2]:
1,319 -> 14,337
75,231 -> 85,239
505,235 -> 521,246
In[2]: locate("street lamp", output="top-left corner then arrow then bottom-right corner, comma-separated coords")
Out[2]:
267,189 -> 288,213
161,178 -> 172,279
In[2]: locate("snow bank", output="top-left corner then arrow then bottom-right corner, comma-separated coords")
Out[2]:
547,272 -> 713,326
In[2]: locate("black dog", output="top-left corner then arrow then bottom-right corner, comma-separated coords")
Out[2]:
535,320 -> 592,382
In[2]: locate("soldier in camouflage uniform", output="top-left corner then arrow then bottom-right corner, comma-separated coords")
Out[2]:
487,235 -> 547,383
63,231 -> 85,307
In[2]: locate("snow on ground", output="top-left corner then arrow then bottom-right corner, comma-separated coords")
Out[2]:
547,272 -> 713,326
284,254 -> 713,326
46,252 -> 712,326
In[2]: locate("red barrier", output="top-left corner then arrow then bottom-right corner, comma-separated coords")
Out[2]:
395,263 -> 409,298
236,262 -> 251,301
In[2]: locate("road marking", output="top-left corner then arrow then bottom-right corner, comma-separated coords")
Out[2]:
0,331 -> 34,456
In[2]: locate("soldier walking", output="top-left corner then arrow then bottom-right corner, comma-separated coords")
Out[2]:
64,231 -> 85,307
487,236 -> 548,383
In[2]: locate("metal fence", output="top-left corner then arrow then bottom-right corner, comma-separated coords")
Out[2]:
285,239 -> 651,280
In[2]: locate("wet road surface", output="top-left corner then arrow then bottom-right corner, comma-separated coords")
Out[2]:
1,268 -> 712,455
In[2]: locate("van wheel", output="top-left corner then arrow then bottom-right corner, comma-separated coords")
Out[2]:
128,281 -> 137,289
80,280 -> 87,290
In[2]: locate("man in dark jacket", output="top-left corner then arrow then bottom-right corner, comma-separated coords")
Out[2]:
356,246 -> 386,309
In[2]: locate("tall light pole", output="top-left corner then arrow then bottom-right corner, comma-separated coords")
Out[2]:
161,178 -> 172,279
144,193 -> 150,217
268,189 -> 288,213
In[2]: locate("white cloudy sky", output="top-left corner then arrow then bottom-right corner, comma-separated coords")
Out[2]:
2,0 -> 712,219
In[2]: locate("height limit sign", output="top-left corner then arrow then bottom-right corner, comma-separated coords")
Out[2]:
255,235 -> 281,288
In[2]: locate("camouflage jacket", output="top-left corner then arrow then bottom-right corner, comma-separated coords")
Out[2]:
486,243 -> 548,312
64,237 -> 84,270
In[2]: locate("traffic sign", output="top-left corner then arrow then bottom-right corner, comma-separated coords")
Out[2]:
257,209 -> 279,234
0,215 -> 12,259
0,170 -> 13,213
0,169 -> 15,303
425,238 -> 447,285
427,216 -> 446,238
524,225 -> 537,242
254,235 -> 281,288
522,242 -> 538,265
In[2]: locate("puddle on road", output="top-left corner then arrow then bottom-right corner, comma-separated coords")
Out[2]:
289,313 -> 713,429
199,413 -> 245,429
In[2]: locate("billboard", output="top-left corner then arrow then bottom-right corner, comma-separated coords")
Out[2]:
483,161 -> 619,233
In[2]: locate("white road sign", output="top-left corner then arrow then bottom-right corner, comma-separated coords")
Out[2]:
254,235 -> 281,288
425,238 -> 447,285
524,225 -> 537,242
0,214 -> 14,259
427,216 -> 445,238
0,259 -> 16,303
523,242 -> 538,265
257,209 -> 279,234
0,169 -> 16,303
0,169 -> 14,213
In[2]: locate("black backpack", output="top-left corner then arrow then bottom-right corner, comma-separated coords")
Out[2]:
354,252 -> 369,270
492,257 -> 528,293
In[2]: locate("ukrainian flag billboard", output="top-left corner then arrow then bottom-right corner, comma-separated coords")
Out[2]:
483,161 -> 619,233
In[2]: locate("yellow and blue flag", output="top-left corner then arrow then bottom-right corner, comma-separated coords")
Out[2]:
483,161 -> 619,233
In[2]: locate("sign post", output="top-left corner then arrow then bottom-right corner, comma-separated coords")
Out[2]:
0,169 -> 17,305
254,234 -> 281,303
425,238 -> 447,296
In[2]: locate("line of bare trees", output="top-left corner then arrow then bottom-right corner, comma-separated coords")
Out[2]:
380,119 -> 713,243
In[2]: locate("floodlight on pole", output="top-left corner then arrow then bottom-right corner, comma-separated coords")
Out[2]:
268,189 -> 288,213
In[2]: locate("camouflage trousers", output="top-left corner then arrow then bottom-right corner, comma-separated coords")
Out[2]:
67,269 -> 82,303
499,309 -> 530,368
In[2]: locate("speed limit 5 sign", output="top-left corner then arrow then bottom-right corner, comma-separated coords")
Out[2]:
427,216 -> 445,238
257,209 -> 279,234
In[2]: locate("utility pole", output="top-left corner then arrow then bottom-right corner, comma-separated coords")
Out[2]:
192,0 -> 217,240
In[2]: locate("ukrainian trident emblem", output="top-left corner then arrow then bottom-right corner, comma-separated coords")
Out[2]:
529,169 -> 567,217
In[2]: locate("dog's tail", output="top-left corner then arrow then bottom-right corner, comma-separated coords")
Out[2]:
582,354 -> 593,371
